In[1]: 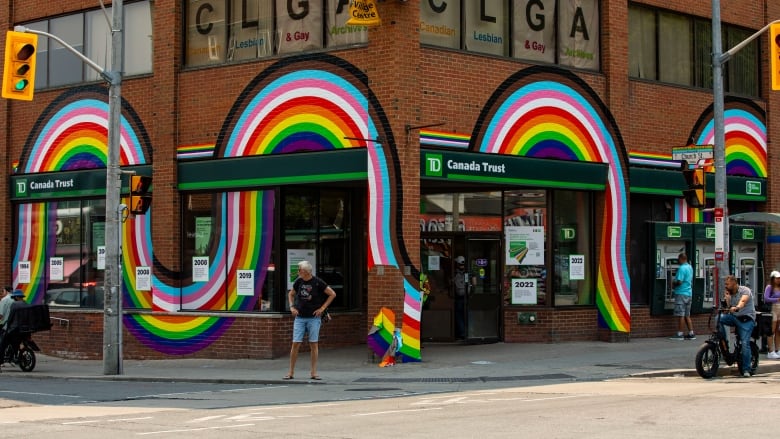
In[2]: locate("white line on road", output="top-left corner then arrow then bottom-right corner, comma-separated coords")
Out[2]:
187,415 -> 227,423
0,390 -> 81,398
352,407 -> 443,417
137,423 -> 254,435
63,416 -> 154,425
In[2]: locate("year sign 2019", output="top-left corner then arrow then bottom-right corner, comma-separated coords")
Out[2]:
351,1 -> 377,19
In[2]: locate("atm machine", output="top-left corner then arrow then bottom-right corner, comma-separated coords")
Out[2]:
693,223 -> 717,313
730,224 -> 764,302
731,223 -> 768,351
649,222 -> 694,316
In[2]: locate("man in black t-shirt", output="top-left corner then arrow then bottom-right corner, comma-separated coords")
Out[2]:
285,260 -> 336,381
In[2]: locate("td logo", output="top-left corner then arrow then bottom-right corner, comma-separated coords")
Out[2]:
14,179 -> 27,198
425,154 -> 443,177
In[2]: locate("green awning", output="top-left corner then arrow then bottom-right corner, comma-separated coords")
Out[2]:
421,149 -> 608,190
178,149 -> 368,191
629,166 -> 766,201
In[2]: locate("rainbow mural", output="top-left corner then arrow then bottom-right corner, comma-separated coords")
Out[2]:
472,69 -> 630,332
690,98 -> 767,178
15,59 -> 425,358
14,87 -> 150,304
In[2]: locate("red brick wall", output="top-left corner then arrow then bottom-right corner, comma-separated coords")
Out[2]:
39,310 -> 366,360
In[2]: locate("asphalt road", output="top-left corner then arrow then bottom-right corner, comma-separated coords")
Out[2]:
1,372 -> 779,437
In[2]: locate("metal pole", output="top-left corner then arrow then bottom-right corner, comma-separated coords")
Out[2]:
103,0 -> 124,375
712,0 -> 730,292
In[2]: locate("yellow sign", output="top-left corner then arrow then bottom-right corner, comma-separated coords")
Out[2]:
346,0 -> 381,27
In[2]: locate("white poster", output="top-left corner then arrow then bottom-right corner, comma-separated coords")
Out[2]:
558,0 -> 599,70
18,261 -> 31,284
569,254 -> 585,280
193,256 -> 210,282
512,0 -> 556,63
511,278 -> 537,304
287,249 -> 316,290
49,257 -> 64,282
326,0 -> 368,47
276,0 -> 323,54
428,255 -> 440,271
505,226 -> 545,265
237,269 -> 254,296
420,0 -> 461,49
136,266 -> 152,291
464,0 -> 508,56
97,245 -> 106,270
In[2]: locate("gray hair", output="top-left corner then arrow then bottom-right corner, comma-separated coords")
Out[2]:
297,260 -> 313,275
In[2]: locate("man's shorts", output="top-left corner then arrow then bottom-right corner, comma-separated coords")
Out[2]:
673,294 -> 692,317
292,316 -> 322,343
772,303 -> 780,322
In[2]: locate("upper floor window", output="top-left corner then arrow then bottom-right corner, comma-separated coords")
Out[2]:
185,0 -> 368,68
25,1 -> 153,90
628,4 -> 759,97
420,0 -> 600,71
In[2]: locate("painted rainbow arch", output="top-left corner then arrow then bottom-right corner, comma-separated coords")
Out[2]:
473,68 -> 630,332
690,98 -> 767,178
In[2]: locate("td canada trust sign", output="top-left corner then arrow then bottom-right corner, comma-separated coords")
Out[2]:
424,152 -> 507,178
11,170 -> 113,201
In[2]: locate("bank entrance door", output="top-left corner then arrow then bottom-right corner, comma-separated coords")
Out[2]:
420,234 -> 501,343
465,237 -> 501,343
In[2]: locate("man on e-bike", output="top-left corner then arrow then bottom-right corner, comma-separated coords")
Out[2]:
720,275 -> 756,377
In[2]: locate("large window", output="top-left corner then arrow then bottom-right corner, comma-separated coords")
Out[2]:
185,0 -> 368,67
628,4 -> 759,96
422,0 -> 600,71
46,199 -> 106,309
25,1 -> 153,90
550,191 -> 593,306
283,187 -> 353,310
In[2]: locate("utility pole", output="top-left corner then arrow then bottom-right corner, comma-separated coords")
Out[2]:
711,0 -> 779,298
14,0 -> 124,375
711,0 -> 729,300
103,0 -> 125,375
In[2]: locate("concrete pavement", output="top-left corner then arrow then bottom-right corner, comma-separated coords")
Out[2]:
4,335 -> 780,383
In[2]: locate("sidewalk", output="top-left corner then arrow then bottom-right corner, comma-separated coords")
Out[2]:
7,336 -> 780,383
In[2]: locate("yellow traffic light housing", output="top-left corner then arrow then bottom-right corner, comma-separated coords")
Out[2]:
683,167 -> 706,208
771,23 -> 780,91
2,31 -> 37,101
129,175 -> 152,215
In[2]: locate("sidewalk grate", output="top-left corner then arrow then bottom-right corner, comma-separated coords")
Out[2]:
354,373 -> 574,384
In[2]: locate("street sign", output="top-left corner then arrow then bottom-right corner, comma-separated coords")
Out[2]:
673,145 -> 714,166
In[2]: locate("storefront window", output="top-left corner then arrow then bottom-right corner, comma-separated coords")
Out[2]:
46,199 -> 106,308
284,187 -> 352,310
551,191 -> 593,305
503,190 -> 547,305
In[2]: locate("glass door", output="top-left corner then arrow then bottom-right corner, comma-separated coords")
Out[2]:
465,237 -> 501,342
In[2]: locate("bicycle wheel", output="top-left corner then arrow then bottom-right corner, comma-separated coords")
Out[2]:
695,343 -> 719,379
17,348 -> 35,372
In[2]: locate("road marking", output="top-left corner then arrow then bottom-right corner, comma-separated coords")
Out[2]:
63,416 -> 154,425
0,390 -> 81,398
352,407 -> 442,417
137,423 -> 254,435
188,415 -> 227,423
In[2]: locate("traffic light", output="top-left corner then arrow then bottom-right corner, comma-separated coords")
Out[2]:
2,31 -> 37,101
771,23 -> 780,91
129,175 -> 152,215
683,167 -> 706,208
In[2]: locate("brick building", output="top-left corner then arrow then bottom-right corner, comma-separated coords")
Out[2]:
1,0 -> 778,361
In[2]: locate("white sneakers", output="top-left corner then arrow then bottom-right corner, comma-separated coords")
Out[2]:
767,351 -> 780,360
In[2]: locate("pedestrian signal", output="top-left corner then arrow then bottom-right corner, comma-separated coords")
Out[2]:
682,168 -> 706,208
129,175 -> 152,215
